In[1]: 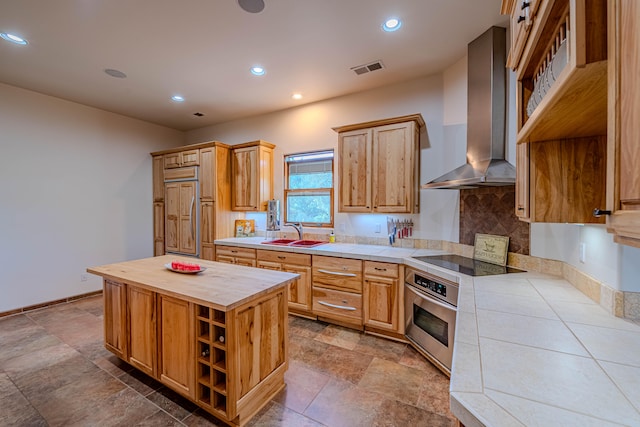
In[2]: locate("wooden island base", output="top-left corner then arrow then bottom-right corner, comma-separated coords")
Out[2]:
88,255 -> 299,426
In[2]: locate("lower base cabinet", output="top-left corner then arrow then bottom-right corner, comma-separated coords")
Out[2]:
102,278 -> 287,426
363,261 -> 404,335
256,249 -> 312,315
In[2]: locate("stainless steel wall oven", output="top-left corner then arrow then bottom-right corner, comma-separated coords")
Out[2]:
404,267 -> 458,375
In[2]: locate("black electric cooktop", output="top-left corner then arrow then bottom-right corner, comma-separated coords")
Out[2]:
412,254 -> 525,277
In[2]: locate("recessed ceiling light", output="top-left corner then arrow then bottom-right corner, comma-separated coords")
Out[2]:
104,68 -> 127,78
0,32 -> 28,45
292,93 -> 303,100
382,18 -> 402,32
250,66 -> 265,76
171,95 -> 185,102
238,0 -> 265,13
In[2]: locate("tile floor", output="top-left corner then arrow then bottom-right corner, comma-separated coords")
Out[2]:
0,295 -> 455,426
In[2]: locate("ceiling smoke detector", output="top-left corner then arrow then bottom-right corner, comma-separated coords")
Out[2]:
350,60 -> 385,76
238,0 -> 264,13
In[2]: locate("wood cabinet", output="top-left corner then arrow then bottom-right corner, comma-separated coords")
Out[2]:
257,250 -> 312,315
334,114 -> 423,214
91,256 -> 293,427
515,142 -> 530,220
164,149 -> 199,169
524,137 -> 606,223
165,180 -> 198,255
312,255 -> 363,327
215,245 -> 257,267
231,140 -> 275,211
152,142 -> 240,261
502,0 -> 541,70
503,0 -> 609,224
127,285 -> 157,377
103,279 -> 127,359
606,0 -> 640,247
363,261 -> 403,335
158,295 -> 195,399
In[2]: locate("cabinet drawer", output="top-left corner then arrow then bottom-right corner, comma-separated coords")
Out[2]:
313,288 -> 362,322
364,261 -> 399,279
257,250 -> 311,266
215,246 -> 256,260
313,256 -> 362,293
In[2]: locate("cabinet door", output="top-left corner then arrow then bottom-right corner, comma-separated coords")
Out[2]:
201,201 -> 214,260
284,264 -> 312,312
158,295 -> 195,399
154,202 -> 165,256
363,276 -> 399,332
128,286 -> 156,377
181,149 -> 199,166
179,182 -> 197,254
103,280 -> 127,359
372,122 -> 415,213
165,183 -> 180,253
236,257 -> 257,267
515,142 -> 530,220
200,148 -> 215,201
232,147 -> 259,211
607,0 -> 640,246
338,129 -> 372,212
164,152 -> 181,169
152,155 -> 164,202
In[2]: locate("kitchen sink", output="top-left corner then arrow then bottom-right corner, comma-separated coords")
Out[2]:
261,239 -> 297,246
261,239 -> 326,248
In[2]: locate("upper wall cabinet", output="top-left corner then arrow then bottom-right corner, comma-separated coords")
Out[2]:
502,0 -> 609,225
606,0 -> 640,247
164,149 -> 199,169
503,0 -> 608,143
334,114 -> 424,214
231,140 -> 275,211
502,0 -> 541,70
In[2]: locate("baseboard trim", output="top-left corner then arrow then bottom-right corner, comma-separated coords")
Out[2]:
0,290 -> 103,318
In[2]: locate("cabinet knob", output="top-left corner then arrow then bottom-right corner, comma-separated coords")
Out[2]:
521,1 -> 530,10
593,208 -> 611,217
517,15 -> 526,23
517,207 -> 525,211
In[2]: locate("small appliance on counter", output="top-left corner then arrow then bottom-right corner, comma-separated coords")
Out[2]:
266,199 -> 280,239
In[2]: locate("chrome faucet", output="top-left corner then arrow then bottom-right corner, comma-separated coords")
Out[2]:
284,222 -> 303,240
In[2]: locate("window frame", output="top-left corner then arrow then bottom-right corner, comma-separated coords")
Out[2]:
283,149 -> 334,228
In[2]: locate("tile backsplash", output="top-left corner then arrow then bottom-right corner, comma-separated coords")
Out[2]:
459,186 -> 530,255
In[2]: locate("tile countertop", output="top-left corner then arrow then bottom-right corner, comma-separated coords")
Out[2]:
215,237 -> 640,426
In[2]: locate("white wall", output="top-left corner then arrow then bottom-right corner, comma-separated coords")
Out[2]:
187,73 -> 464,242
0,83 -> 183,312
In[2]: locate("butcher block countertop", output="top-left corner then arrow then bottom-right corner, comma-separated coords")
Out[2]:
87,255 -> 299,311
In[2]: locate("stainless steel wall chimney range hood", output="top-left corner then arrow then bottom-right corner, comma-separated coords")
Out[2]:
422,26 -> 515,190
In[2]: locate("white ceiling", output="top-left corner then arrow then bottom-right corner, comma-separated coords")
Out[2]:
0,0 -> 508,131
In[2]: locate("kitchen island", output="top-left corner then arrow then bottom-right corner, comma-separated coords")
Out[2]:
87,255 -> 299,427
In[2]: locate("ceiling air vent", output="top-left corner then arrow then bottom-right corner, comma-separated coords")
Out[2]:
351,60 -> 385,76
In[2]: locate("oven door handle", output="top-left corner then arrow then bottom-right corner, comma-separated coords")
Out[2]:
406,284 -> 457,311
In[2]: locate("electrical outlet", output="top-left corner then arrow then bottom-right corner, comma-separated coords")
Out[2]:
579,243 -> 586,263
375,223 -> 381,233
80,273 -> 89,282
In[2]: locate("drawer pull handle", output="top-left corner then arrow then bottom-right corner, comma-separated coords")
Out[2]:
318,301 -> 356,311
231,250 -> 238,253
317,269 -> 357,277
374,267 -> 387,271
278,256 -> 286,259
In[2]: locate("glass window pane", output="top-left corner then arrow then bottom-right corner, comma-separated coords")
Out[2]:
289,171 -> 332,189
286,192 -> 331,224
